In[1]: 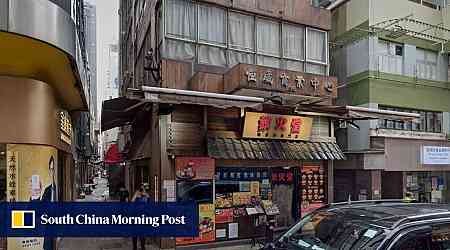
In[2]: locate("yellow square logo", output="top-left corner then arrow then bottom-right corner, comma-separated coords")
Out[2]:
11,210 -> 35,229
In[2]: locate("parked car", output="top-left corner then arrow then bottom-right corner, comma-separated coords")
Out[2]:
265,200 -> 450,250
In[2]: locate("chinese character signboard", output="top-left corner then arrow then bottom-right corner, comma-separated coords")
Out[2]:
58,110 -> 73,145
7,151 -> 18,202
224,64 -> 337,98
243,112 -> 313,140
421,146 -> 450,165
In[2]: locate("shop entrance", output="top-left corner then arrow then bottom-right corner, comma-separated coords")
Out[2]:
405,172 -> 450,203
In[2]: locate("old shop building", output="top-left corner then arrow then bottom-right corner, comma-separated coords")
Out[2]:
104,0 -> 415,248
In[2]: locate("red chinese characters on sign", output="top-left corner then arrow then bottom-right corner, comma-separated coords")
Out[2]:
257,116 -> 272,132
258,115 -> 300,134
275,117 -> 287,131
290,118 -> 302,134
244,112 -> 313,141
271,170 -> 294,184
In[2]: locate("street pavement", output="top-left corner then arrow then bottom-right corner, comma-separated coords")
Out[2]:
59,177 -> 253,250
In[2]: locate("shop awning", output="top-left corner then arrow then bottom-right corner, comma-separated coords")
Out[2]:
207,137 -> 346,161
101,97 -> 144,131
142,86 -> 264,110
104,144 -> 124,164
294,105 -> 420,122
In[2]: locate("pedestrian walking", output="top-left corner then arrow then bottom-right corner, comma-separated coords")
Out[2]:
131,186 -> 149,250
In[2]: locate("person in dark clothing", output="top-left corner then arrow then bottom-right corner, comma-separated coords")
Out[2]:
132,186 -> 149,250
118,183 -> 129,202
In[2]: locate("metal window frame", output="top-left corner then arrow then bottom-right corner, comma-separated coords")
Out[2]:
306,27 -> 328,66
161,0 -> 329,75
281,22 -> 306,62
378,105 -> 443,133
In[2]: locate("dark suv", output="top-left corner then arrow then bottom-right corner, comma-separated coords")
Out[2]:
270,200 -> 450,250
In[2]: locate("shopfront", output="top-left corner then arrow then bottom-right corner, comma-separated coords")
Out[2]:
336,137 -> 450,203
173,110 -> 344,246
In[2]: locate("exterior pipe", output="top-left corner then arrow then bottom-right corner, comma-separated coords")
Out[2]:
326,0 -> 351,10
141,86 -> 265,103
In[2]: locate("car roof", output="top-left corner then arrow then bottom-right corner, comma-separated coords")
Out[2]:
319,201 -> 450,229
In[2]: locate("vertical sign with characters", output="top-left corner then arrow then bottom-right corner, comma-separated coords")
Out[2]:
7,151 -> 18,202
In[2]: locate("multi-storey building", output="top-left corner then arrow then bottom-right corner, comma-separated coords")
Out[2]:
0,0 -> 90,249
330,0 -> 450,203
84,2 -> 99,160
103,0 -> 416,248
103,43 -> 120,157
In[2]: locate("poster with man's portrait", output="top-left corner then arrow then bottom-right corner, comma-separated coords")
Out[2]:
6,144 -> 58,250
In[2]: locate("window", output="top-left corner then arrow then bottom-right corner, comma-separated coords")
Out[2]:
379,106 -> 442,133
306,28 -> 327,75
408,0 -> 439,9
416,48 -> 437,80
199,5 -> 226,45
279,211 -> 383,249
377,40 -> 403,75
198,5 -> 227,66
307,28 -> 326,63
257,19 -> 280,56
228,12 -> 255,51
257,18 -> 281,68
162,1 -> 328,74
282,23 -> 305,71
166,0 -> 196,40
283,24 -> 305,61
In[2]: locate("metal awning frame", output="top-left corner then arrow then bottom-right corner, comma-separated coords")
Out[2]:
101,87 -> 421,131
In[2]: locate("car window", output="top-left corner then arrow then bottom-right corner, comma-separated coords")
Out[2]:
390,223 -> 450,250
390,227 -> 432,250
430,224 -> 450,250
279,211 -> 383,250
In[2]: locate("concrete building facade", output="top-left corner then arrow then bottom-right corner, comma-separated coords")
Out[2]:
330,0 -> 450,203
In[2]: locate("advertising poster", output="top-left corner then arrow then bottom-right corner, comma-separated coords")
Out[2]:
250,181 -> 260,196
232,192 -> 252,206
175,157 -> 215,180
7,144 -> 58,250
300,165 -> 326,216
176,203 -> 215,245
215,208 -> 234,224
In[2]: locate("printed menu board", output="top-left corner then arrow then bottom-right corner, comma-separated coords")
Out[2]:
176,203 -> 215,245
300,165 -> 326,215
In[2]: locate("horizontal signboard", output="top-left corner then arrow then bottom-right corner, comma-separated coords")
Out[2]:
0,202 -> 198,237
243,112 -> 313,141
421,146 -> 450,165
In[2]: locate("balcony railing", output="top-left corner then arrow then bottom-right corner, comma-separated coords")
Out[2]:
374,54 -> 441,81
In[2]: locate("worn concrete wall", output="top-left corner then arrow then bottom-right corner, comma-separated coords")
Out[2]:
346,38 -> 370,77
